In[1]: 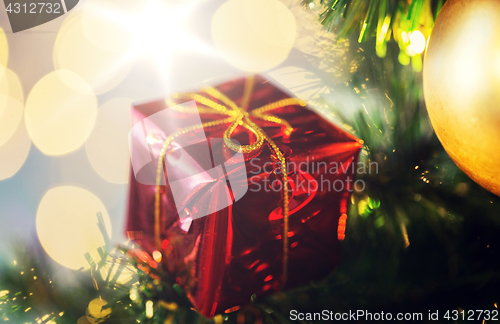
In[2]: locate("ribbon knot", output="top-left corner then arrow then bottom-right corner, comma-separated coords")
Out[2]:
156,76 -> 306,286
169,78 -> 304,154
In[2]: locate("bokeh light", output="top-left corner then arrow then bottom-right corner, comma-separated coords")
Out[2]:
85,98 -> 133,184
0,67 -> 24,103
212,0 -> 296,72
0,96 -> 23,148
407,30 -> 426,56
54,11 -> 132,94
82,0 -> 146,52
77,316 -> 92,324
0,117 -> 31,180
36,186 -> 112,270
53,0 -> 210,94
81,0 -> 142,53
86,298 -> 112,322
152,250 -> 162,263
0,68 -> 24,148
25,70 -> 97,156
0,28 -> 8,68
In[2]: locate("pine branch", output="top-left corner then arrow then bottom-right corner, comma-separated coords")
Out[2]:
305,0 -> 445,68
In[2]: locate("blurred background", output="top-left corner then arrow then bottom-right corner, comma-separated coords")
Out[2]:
0,0 -> 348,267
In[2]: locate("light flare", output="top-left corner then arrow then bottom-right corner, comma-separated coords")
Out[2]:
81,0 -> 215,90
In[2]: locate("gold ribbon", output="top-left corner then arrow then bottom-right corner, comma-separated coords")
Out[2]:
154,75 -> 306,286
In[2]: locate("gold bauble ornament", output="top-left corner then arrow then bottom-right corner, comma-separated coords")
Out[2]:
423,0 -> 500,196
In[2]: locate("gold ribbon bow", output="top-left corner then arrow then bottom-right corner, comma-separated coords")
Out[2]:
155,75 -> 306,286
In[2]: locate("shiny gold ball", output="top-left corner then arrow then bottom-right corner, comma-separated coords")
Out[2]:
423,0 -> 500,196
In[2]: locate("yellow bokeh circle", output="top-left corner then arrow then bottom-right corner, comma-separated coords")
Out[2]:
0,28 -> 8,68
36,186 -> 112,270
25,70 -> 97,156
85,98 -> 132,184
0,117 -> 31,180
87,298 -> 112,323
0,95 -> 23,148
0,66 -> 24,109
211,0 -> 296,72
0,68 -> 24,148
54,11 -> 132,94
81,0 -> 143,52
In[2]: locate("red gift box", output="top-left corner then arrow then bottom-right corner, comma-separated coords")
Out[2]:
126,75 -> 363,317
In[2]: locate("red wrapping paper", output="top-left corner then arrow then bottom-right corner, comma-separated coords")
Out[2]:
126,75 -> 363,317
